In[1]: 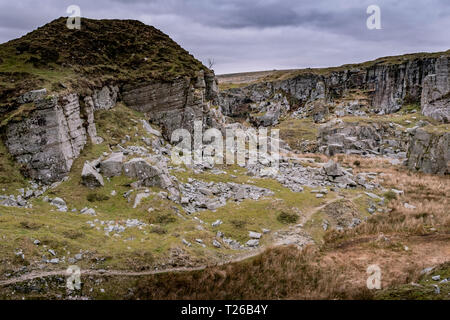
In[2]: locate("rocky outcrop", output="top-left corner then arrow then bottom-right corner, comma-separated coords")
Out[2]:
220,55 -> 448,118
248,92 -> 290,127
421,57 -> 450,123
122,70 -> 224,140
317,119 -> 408,157
179,178 -> 273,214
406,127 -> 449,175
4,86 -> 118,184
91,85 -> 119,110
17,89 -> 47,104
5,94 -> 87,183
81,162 -> 104,188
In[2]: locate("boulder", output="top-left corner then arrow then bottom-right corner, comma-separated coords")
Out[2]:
406,128 -> 449,175
91,85 -> 119,110
323,160 -> 344,177
250,109 -> 280,127
50,197 -> 68,212
249,231 -> 262,239
123,158 -> 174,189
141,120 -> 161,137
81,162 -> 104,188
212,240 -> 221,248
100,152 -> 124,177
246,239 -> 259,247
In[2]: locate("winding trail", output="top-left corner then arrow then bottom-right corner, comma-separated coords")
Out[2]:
0,194 -> 362,287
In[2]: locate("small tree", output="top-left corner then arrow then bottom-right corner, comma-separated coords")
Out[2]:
207,58 -> 215,70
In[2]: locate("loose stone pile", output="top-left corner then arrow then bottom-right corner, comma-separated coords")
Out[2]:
86,218 -> 147,236
179,178 -> 274,214
0,183 -> 48,208
247,159 -> 379,192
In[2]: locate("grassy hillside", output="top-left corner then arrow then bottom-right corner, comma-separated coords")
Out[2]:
0,17 -> 207,104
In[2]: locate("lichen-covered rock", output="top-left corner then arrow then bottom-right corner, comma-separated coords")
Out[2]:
17,88 -> 47,104
5,86 -> 117,184
248,92 -> 290,127
5,94 -> 87,183
81,162 -> 104,188
123,157 -> 174,189
421,56 -> 450,123
317,120 -> 408,157
406,127 -> 450,175
322,160 -> 344,177
100,152 -> 124,177
91,85 -> 119,110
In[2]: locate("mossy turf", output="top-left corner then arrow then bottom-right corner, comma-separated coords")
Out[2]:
275,118 -> 318,150
0,17 -> 207,106
375,262 -> 450,300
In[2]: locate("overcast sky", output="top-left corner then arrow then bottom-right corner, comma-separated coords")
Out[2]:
0,0 -> 449,74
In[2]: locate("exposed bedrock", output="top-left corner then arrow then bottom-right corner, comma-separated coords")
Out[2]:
421,57 -> 450,123
406,127 -> 449,175
4,85 -> 118,184
122,70 -> 225,140
219,56 -> 449,121
317,119 -> 409,157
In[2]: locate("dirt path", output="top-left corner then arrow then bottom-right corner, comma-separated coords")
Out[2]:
0,249 -> 265,287
0,194 -> 360,287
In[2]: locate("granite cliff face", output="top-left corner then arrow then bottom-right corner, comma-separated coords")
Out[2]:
3,69 -> 222,184
0,18 -> 220,184
4,86 -> 118,183
406,127 -> 449,175
122,69 -> 224,140
421,57 -> 450,123
219,55 -> 449,122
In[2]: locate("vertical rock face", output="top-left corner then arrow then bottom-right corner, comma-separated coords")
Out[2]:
406,128 -> 450,175
366,59 -> 435,114
421,57 -> 450,123
122,70 -> 224,140
4,87 -> 117,184
5,94 -> 86,183
219,56 -> 446,118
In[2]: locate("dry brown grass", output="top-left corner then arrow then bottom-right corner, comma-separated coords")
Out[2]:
127,155 -> 449,300
131,245 -> 373,300
128,232 -> 449,300
337,154 -> 394,171
325,155 -> 449,239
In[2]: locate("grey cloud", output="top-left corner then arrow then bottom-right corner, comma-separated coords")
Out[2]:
0,0 -> 449,74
